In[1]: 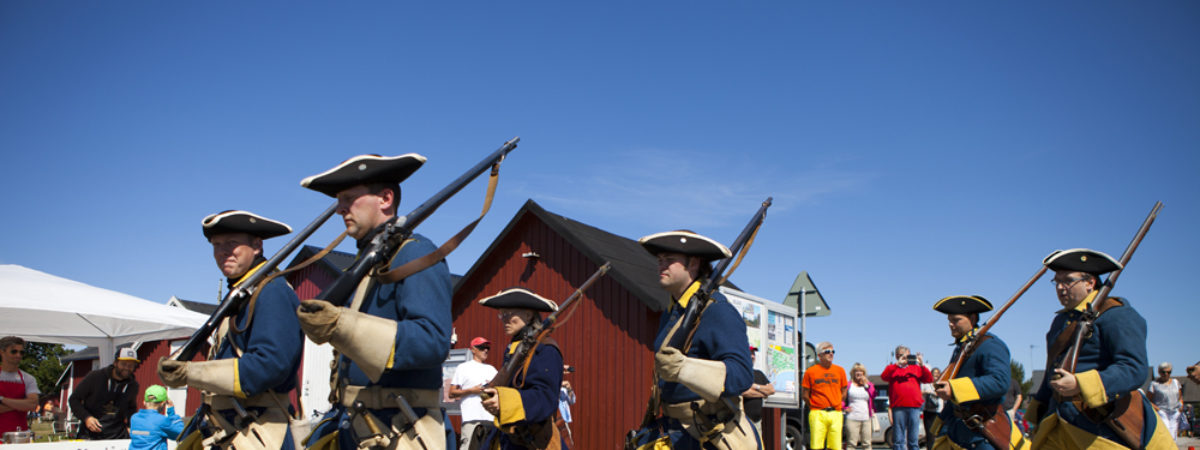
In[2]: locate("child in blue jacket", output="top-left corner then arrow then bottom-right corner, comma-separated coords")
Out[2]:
129,385 -> 184,450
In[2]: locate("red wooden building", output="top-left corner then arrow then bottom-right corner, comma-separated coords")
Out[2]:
451,199 -> 783,449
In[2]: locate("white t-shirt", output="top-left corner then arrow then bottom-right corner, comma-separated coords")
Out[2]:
846,384 -> 871,421
452,360 -> 498,423
0,369 -> 40,396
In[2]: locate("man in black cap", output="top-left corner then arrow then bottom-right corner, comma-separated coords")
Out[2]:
630,230 -> 758,449
295,154 -> 452,450
157,210 -> 303,450
1028,248 -> 1174,449
69,347 -> 140,440
929,296 -> 1027,450
476,288 -> 567,449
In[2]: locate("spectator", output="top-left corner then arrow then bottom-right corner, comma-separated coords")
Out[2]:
844,363 -> 875,450
803,341 -> 848,450
39,399 -> 64,432
1003,376 -> 1023,423
1180,403 -> 1193,438
0,336 -> 39,434
1149,362 -> 1182,438
68,347 -> 139,440
558,365 -> 577,448
921,367 -> 942,450
449,337 -> 497,450
881,345 -> 932,450
128,385 -> 183,450
1188,362 -> 1200,385
741,345 -> 775,443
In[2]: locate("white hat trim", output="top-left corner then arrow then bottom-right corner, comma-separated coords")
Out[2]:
478,288 -> 559,312
1042,248 -> 1122,269
299,153 -> 428,188
637,231 -> 732,258
202,210 -> 293,233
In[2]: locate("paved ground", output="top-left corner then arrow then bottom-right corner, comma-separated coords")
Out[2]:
1177,435 -> 1200,449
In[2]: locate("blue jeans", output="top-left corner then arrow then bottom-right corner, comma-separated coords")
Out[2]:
893,407 -> 921,450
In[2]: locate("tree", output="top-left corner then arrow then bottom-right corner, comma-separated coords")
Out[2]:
1010,360 -> 1033,396
19,342 -> 71,398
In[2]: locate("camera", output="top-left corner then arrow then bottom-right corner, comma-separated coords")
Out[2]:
906,355 -> 918,365
564,365 -> 576,373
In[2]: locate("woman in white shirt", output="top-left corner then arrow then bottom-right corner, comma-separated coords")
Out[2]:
845,363 -> 877,450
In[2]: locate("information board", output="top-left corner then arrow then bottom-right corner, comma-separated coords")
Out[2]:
720,286 -> 799,408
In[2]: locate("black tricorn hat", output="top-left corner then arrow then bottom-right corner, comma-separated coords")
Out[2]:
478,288 -> 559,313
202,210 -> 292,240
638,230 -> 732,261
300,153 -> 427,197
1043,248 -> 1122,275
933,295 -> 994,315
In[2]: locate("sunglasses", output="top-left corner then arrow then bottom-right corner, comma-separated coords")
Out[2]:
7,349 -> 24,355
820,349 -> 835,355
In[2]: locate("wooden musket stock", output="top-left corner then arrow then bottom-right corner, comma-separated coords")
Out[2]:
1056,201 -> 1162,376
939,266 -> 1047,384
489,262 -> 611,389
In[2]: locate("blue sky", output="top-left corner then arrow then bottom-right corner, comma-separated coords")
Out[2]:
2,2 -> 1197,380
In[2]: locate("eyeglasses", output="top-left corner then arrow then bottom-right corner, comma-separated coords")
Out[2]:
1049,276 -> 1088,288
7,349 -> 24,355
820,349 -> 835,355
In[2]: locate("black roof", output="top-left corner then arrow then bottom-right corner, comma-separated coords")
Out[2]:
458,200 -> 673,311
173,298 -> 218,315
288,244 -> 462,288
288,244 -> 358,277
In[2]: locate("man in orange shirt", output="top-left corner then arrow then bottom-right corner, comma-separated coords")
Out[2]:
802,341 -> 848,450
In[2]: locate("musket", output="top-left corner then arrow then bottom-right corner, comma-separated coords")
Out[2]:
938,266 -> 1047,384
1057,201 -> 1162,376
314,137 -> 519,307
171,203 -> 339,362
666,197 -> 772,351
489,262 -> 611,389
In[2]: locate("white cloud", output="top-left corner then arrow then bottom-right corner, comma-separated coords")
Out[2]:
514,147 -> 876,229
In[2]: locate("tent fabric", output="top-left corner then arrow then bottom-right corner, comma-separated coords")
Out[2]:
0,264 -> 208,365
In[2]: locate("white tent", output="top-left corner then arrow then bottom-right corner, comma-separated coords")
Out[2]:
0,264 -> 208,366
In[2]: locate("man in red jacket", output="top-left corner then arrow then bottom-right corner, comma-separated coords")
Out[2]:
881,346 -> 932,450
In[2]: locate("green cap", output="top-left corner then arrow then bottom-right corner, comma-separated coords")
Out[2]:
145,385 -> 168,403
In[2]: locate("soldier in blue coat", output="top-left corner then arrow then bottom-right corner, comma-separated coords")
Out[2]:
296,154 -> 453,450
158,210 -> 303,450
629,230 -> 759,450
478,288 -> 568,449
929,295 -> 1028,450
1028,248 -> 1174,449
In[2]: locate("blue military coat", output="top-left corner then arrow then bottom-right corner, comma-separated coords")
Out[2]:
1030,294 -> 1171,449
215,260 -> 304,398
309,232 -> 452,447
485,334 -> 566,449
653,288 -> 753,406
934,331 -> 1024,450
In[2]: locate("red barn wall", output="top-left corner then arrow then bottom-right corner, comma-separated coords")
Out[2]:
453,213 -> 662,450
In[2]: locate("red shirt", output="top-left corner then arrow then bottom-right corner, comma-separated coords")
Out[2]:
880,363 -> 932,408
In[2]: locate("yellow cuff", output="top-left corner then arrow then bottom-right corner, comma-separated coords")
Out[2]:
949,376 -> 980,403
233,361 -> 245,398
493,386 -> 526,426
1075,369 -> 1108,408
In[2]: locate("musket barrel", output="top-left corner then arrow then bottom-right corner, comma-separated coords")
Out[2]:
173,202 -> 339,361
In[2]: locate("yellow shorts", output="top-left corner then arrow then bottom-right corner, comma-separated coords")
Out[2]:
809,409 -> 844,450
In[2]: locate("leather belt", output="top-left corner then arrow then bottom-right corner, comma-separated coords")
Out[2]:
339,386 -> 440,409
